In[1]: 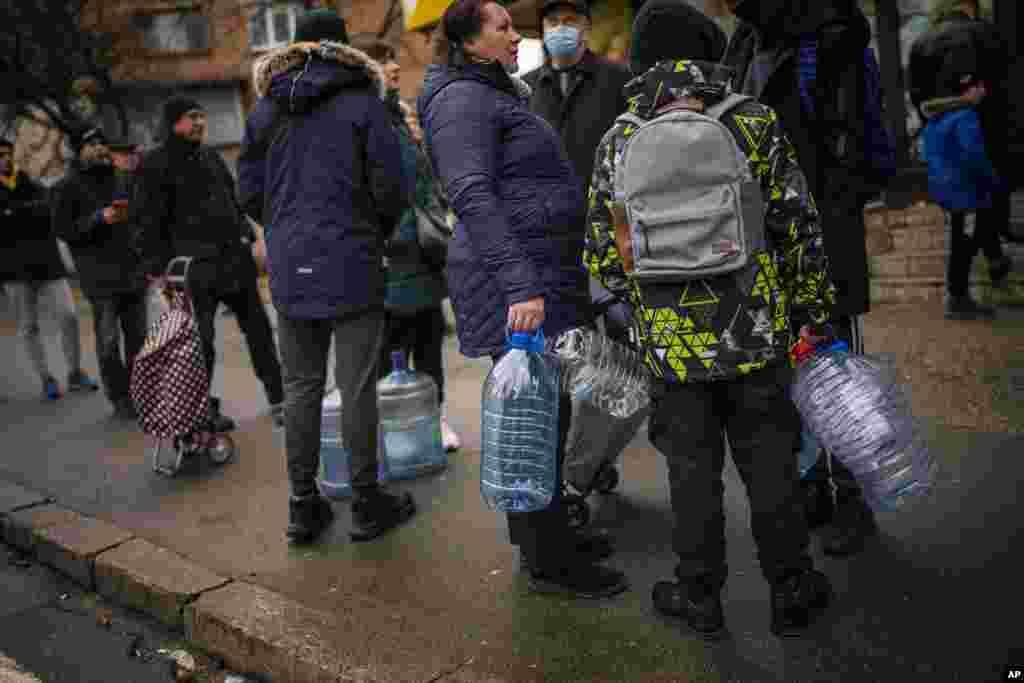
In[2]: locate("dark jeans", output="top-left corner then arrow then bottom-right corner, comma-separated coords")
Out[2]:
191,278 -> 284,406
948,208 -> 1005,297
378,306 -> 446,405
649,363 -> 812,589
278,311 -> 386,499
91,292 -> 147,405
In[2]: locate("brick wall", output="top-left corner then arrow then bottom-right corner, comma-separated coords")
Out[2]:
866,201 -> 949,305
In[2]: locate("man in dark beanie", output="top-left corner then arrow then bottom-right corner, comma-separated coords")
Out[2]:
723,0 -> 892,558
585,0 -> 833,637
133,95 -> 285,433
52,127 -> 146,419
239,9 -> 415,545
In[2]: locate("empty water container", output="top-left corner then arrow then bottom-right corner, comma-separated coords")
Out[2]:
317,389 -> 387,500
378,350 -> 447,481
553,327 -> 653,419
791,340 -> 937,511
480,330 -> 560,513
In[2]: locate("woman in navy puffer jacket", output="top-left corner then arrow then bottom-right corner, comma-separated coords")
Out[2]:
419,0 -> 626,600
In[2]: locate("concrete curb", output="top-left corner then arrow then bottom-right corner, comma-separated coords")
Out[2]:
0,481 -> 328,681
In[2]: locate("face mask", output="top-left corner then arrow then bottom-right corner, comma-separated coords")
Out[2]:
544,26 -> 580,60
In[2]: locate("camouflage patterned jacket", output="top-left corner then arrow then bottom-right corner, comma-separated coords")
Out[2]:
584,60 -> 833,385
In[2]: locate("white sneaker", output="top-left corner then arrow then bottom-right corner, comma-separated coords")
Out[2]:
440,417 -> 461,452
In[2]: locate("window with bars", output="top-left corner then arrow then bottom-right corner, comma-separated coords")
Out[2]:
133,10 -> 211,52
249,2 -> 304,51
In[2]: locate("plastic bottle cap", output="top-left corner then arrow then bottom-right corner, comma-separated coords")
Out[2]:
506,329 -> 544,352
391,350 -> 407,371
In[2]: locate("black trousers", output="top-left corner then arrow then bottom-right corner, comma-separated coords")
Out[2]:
947,207 -> 1005,297
191,276 -> 284,406
91,291 -> 147,405
378,306 -> 447,405
490,347 -> 574,570
649,364 -> 812,589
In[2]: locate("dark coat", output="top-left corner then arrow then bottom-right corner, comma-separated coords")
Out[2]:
0,172 -> 67,283
909,11 -> 1014,183
724,0 -> 874,317
419,62 -> 592,358
133,130 -> 256,293
238,41 -> 408,320
52,164 -> 143,298
522,50 -> 632,196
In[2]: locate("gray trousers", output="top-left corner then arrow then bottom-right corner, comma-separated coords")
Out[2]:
4,279 -> 81,384
277,310 -> 386,498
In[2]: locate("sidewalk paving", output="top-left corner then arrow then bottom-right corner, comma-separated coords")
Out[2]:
1,295 -> 1022,682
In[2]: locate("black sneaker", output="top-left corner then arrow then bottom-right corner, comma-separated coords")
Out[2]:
652,579 -> 725,639
519,530 -> 615,571
944,294 -> 995,321
770,569 -> 832,638
822,493 -> 878,556
114,398 -> 138,421
990,256 -> 1013,290
286,495 -> 335,545
527,562 -> 628,599
207,397 -> 237,433
350,488 -> 416,542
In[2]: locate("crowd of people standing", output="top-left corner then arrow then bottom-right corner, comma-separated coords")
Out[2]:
1,0 -> 1017,641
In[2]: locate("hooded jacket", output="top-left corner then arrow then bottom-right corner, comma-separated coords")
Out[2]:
132,104 -> 255,291
418,61 -> 591,358
238,41 -> 408,320
922,95 -> 1000,211
1,170 -> 67,283
723,0 -> 875,318
909,10 -> 1012,181
585,60 -> 832,386
52,161 -> 143,298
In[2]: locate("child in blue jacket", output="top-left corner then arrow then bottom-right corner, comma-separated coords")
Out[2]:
923,76 -> 1012,319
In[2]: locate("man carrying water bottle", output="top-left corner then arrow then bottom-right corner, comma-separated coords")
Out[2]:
586,1 -> 835,637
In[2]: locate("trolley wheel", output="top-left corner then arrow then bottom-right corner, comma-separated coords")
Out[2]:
206,433 -> 236,465
151,439 -> 185,477
564,493 -> 590,530
594,464 -> 621,494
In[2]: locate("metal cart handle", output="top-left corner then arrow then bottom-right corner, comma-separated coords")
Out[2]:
164,256 -> 194,289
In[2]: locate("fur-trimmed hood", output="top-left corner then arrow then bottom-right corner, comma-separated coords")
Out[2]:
252,41 -> 387,113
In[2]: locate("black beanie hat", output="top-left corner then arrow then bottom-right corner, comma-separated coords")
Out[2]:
294,8 -> 350,44
630,0 -> 728,76
162,95 -> 203,135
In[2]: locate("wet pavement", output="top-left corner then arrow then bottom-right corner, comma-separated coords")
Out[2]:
1,298 -> 1022,682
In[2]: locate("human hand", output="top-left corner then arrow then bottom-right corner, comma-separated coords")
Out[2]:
507,297 -> 545,333
799,324 -> 831,347
103,201 -> 129,224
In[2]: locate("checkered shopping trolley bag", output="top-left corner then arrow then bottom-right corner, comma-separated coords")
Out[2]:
130,257 -> 235,475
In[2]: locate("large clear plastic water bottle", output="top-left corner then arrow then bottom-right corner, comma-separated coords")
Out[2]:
378,350 -> 447,481
791,340 -> 937,511
317,389 -> 387,500
480,329 -> 560,512
553,327 -> 653,419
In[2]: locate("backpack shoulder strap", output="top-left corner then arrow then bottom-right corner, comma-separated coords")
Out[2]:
705,94 -> 754,123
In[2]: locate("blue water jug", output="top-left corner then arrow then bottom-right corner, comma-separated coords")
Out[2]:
480,329 -> 560,512
378,350 -> 447,481
317,389 -> 387,500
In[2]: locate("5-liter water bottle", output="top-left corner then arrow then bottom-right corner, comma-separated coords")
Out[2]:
317,389 -> 387,500
553,327 -> 653,419
378,350 -> 447,481
791,340 -> 937,512
480,329 -> 560,512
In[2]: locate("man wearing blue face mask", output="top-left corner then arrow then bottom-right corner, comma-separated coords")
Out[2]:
523,0 -> 631,202
523,0 -> 633,346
